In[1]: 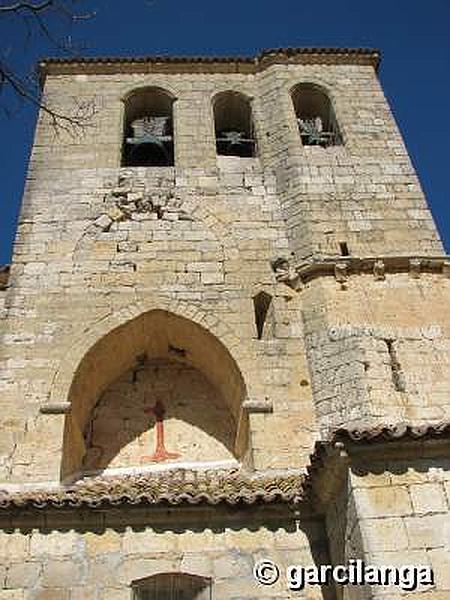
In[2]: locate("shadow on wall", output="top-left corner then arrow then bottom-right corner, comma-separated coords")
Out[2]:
82,358 -> 236,473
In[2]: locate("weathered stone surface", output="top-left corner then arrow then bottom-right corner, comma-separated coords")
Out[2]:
0,50 -> 449,600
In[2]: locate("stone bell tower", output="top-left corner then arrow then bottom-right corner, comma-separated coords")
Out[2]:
0,48 -> 449,599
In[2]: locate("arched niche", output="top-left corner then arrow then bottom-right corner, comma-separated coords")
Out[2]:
213,91 -> 256,157
291,83 -> 342,147
61,310 -> 248,481
121,87 -> 175,167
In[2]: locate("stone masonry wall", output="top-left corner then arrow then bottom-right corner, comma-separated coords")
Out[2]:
0,156 -> 313,483
256,64 -> 443,260
0,58 -> 448,483
0,55 -> 449,600
0,511 -> 331,600
324,451 -> 450,599
301,273 -> 450,435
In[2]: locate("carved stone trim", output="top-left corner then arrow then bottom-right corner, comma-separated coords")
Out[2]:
0,265 -> 10,291
443,261 -> 450,279
275,255 -> 450,290
373,259 -> 385,280
334,262 -> 348,283
409,258 -> 422,279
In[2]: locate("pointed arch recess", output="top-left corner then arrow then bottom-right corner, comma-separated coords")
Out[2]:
59,306 -> 248,480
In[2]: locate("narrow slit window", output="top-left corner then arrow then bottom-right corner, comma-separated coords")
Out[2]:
132,573 -> 211,600
339,242 -> 350,256
122,88 -> 175,167
292,83 -> 342,147
214,91 -> 256,157
253,291 -> 273,340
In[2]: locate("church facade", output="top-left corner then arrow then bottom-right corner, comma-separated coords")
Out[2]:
0,48 -> 449,599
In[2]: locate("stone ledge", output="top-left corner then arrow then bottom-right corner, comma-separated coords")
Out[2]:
39,403 -> 71,415
242,398 -> 273,414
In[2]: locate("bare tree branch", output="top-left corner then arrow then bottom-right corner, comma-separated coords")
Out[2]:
0,1 -> 53,13
0,58 -> 96,136
0,0 -> 97,132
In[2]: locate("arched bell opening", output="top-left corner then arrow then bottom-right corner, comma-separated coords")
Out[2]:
121,87 -> 175,167
291,83 -> 342,147
60,310 -> 249,481
213,91 -> 256,157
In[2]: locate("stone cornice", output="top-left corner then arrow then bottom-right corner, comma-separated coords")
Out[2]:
274,254 -> 450,290
38,48 -> 380,79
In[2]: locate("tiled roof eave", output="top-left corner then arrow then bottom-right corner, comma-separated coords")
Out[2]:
307,422 -> 450,483
38,47 -> 381,77
332,422 -> 450,445
0,469 -> 306,511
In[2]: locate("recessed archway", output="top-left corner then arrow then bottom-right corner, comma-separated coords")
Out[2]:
61,310 -> 248,481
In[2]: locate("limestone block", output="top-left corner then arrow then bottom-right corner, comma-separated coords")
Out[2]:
404,514 -> 450,548
428,548 -> 450,589
0,533 -> 29,560
122,529 -> 176,555
41,561 -> 84,587
0,592 -> 25,600
32,590 -> 70,600
86,554 -> 122,586
410,483 -> 448,514
71,587 -> 100,600
360,517 -> 409,552
354,486 -> 413,518
212,552 -> 254,579
179,553 -> 213,578
97,590 -> 127,600
5,562 -> 41,588
29,532 -> 78,558
84,530 -> 121,556
120,557 -> 180,585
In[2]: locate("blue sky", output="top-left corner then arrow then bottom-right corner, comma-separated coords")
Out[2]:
0,0 -> 449,264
